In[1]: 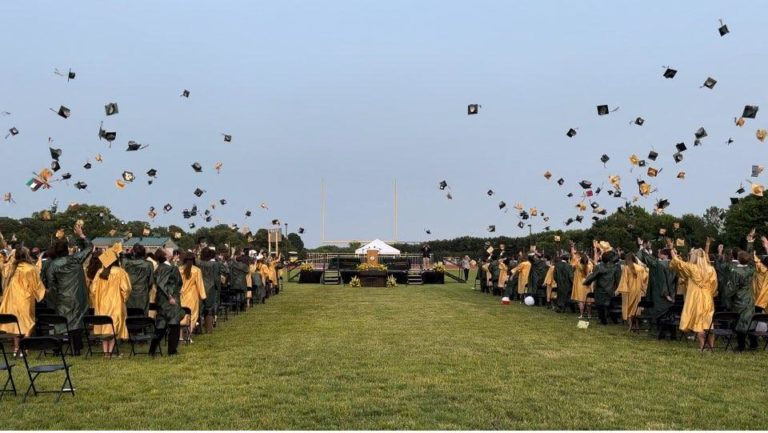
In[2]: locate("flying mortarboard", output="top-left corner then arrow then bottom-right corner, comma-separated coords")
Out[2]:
673,152 -> 683,163
730,197 -> 740,205
105,103 -> 119,116
576,201 -> 587,212
6,127 -> 19,138
752,165 -> 764,177
164,204 -> 173,212
219,199 -> 227,205
735,117 -> 746,127
98,122 -> 117,142
498,201 -> 506,210
182,209 -> 192,219
590,201 -> 599,210
50,147 -> 62,160
122,171 -> 135,182
115,180 -> 126,189
567,192 -> 574,198
147,208 -> 157,219
600,154 -> 610,165
61,172 -> 72,180
629,154 -> 639,166
83,162 -> 92,170
147,168 -> 157,178
272,219 -> 280,225
565,218 -> 574,226
487,225 -> 495,233
743,105 -> 759,119
578,180 -> 592,189
192,162 -> 203,172
656,198 -> 670,210
544,171 -> 552,180
597,105 -> 609,116
467,104 -> 480,115
675,142 -> 687,152
126,141 -> 147,151
694,127 -> 708,139
638,160 -> 646,167
634,117 -> 645,126
194,188 -> 205,197
648,150 -> 658,161
298,227 -> 305,234
50,161 -> 60,172
181,89 -> 190,98
557,178 -> 564,186
756,129 -> 767,142
702,77 -> 717,89
189,223 -> 196,229
566,128 -> 577,138
222,134 -> 232,142
245,210 -> 252,217
751,182 -> 765,197
74,181 -> 87,190
517,221 -> 525,229
52,105 -> 71,119
575,215 -> 584,223
487,189 -> 494,196
446,192 -> 453,200
439,180 -> 448,190
677,171 -> 686,179
663,67 -> 677,79
718,19 -> 729,36
647,167 -> 659,177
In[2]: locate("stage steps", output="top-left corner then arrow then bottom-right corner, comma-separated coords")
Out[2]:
407,270 -> 422,285
323,269 -> 341,285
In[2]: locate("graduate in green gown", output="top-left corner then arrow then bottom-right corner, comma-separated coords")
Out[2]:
636,238 -> 676,338
122,244 -> 154,316
583,243 -> 621,325
553,254 -> 574,312
198,248 -> 223,333
149,248 -> 184,356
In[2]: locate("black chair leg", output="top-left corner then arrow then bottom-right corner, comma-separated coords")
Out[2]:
0,370 -> 16,398
23,372 -> 38,403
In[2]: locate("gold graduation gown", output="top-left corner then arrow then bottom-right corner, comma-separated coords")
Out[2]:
543,265 -> 557,302
497,262 -> 509,288
513,261 -> 532,295
570,255 -> 594,302
753,255 -> 768,310
617,263 -> 649,320
89,267 -> 132,340
1,253 -> 16,294
180,266 -> 206,327
671,257 -> 716,333
0,262 -> 46,336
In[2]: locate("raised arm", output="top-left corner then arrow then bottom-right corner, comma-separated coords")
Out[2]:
72,224 -> 93,264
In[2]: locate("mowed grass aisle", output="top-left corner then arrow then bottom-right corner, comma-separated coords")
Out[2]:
4,281 -> 767,429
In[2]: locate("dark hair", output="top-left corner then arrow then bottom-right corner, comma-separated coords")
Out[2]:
624,252 -> 638,278
8,247 -> 34,281
579,254 -> 589,273
182,252 -> 195,279
200,248 -> 215,261
236,255 -> 249,265
45,245 -> 57,261
53,239 -> 69,258
737,250 -> 751,265
86,252 -> 102,280
133,244 -> 146,259
154,248 -> 168,263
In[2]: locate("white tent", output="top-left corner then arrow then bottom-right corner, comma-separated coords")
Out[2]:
355,239 -> 400,255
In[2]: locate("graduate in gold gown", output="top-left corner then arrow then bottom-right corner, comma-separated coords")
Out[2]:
569,243 -> 594,318
0,247 -> 46,355
670,246 -> 717,349
497,258 -> 509,295
754,236 -> 768,312
542,260 -> 557,305
511,254 -> 532,301
616,252 -> 649,330
180,252 -> 206,339
87,244 -> 132,357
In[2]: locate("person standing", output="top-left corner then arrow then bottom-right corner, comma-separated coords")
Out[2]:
616,252 -> 648,331
669,244 -> 717,350
87,245 -> 132,357
636,239 -> 676,339
0,247 -> 46,356
553,254 -> 574,313
583,242 -> 622,325
180,252 -> 206,340
198,248 -> 222,333
421,244 -> 432,270
122,244 -> 154,316
46,224 -> 92,356
569,243 -> 593,318
149,248 -> 184,356
229,254 -> 250,311
461,255 -> 470,282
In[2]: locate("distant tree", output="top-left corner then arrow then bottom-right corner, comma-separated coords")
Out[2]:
722,196 -> 768,248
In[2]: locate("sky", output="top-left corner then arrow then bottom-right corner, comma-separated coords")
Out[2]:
0,1 -> 765,247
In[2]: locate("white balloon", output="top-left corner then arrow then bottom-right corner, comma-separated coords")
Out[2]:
524,296 -> 535,306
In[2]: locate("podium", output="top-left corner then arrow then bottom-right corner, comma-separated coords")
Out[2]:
366,249 -> 379,265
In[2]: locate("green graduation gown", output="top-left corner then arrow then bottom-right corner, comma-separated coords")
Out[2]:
554,260 -> 574,310
723,263 -> 755,333
229,261 -> 249,293
123,258 -> 154,315
637,248 -> 675,321
583,261 -> 621,306
153,262 -> 184,329
45,237 -> 92,331
199,259 -> 222,314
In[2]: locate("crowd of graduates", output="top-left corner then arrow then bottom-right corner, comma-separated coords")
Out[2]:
477,230 -> 768,352
0,224 -> 284,358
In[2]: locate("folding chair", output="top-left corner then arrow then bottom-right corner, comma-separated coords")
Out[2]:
34,315 -> 73,356
702,312 -> 739,352
747,313 -> 768,351
19,337 -> 74,403
82,315 -> 120,357
0,341 -> 16,399
633,297 -> 655,333
34,305 -> 55,316
127,307 -> 146,318
0,314 -> 23,345
180,307 -> 192,345
125,317 -> 160,356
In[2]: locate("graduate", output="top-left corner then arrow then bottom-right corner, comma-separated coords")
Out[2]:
479,258 -> 490,293
497,258 -> 509,296
553,254 -> 574,312
258,257 -> 272,299
46,224 -> 93,356
489,256 -> 500,296
511,253 -> 532,302
87,244 -> 132,357
229,254 -> 250,311
150,248 -> 185,356
198,248 -> 222,333
569,243 -> 593,318
753,236 -> 768,312
616,252 -> 649,331
268,253 -> 282,295
122,244 -> 154,316
527,249 -> 549,305
542,257 -> 557,306
583,242 -> 622,325
180,252 -> 206,339
669,243 -> 717,350
636,239 -> 677,339
0,247 -> 46,356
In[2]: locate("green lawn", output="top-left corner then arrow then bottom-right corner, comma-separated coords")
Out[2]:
3,280 -> 767,429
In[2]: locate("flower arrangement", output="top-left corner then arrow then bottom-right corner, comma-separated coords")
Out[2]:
357,263 -> 387,271
432,262 -> 446,273
299,262 -> 314,272
386,275 -> 397,288
349,276 -> 362,287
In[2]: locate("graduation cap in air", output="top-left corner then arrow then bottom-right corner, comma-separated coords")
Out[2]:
271,219 -> 280,226
83,162 -> 92,170
647,150 -> 658,161
517,221 -> 525,229
104,103 -> 119,116
576,201 -> 587,212
599,154 -> 611,166
694,127 -> 708,139
115,180 -> 126,190
487,189 -> 494,196
467,104 -> 480,115
54,68 -> 76,81
718,19 -> 729,36
487,225 -> 495,233
743,105 -> 759,119
245,210 -> 252,217
191,162 -> 203,173
675,142 -> 687,152
677,171 -> 686,179
98,123 -> 117,143
163,203 -> 173,212
298,227 -> 305,234
638,160 -> 647,167
565,218 -> 574,226
544,171 -> 552,180
557,178 -> 565,186
520,211 -> 529,220
578,180 -> 592,189
222,134 -> 232,142
575,215 -> 584,223
663,67 -> 677,79
566,128 -> 577,138
194,188 -> 205,197
498,201 -> 506,210
147,168 -> 157,178
597,105 -> 609,116
630,117 -> 644,126
673,152 -> 684,163
182,209 -> 192,219
181,89 -> 190,98
567,192 -> 574,198
647,167 -> 659,177
219,199 -> 227,205
189,223 -> 196,229
74,181 -> 87,190
446,192 -> 453,200
592,216 -> 601,222
205,216 -> 212,223
752,165 -> 764,177
590,201 -> 599,210
735,117 -> 746,127
730,197 -> 741,205
757,129 -> 767,142
752,183 -> 765,197
174,232 -> 182,240
126,141 -> 148,151
204,209 -> 211,217
148,208 -> 157,219
49,147 -> 62,161
122,171 -> 135,183
190,205 -> 198,216
629,154 -> 640,166
656,198 -> 670,210
53,105 -> 71,119
50,161 -> 61,172
702,77 -> 717,89
6,127 -> 19,138
61,172 -> 72,180
439,180 -> 448,190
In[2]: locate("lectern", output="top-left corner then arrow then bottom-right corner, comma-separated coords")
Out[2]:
366,249 -> 379,265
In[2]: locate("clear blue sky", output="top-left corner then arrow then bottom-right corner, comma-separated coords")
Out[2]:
0,1 -> 764,247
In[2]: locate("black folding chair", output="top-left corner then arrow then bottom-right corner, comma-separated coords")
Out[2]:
82,315 -> 120,357
0,341 -> 16,399
632,297 -> 655,333
19,337 -> 74,403
180,307 -> 192,345
125,317 -> 160,356
747,313 -> 768,351
34,305 -> 55,316
702,312 -> 739,352
34,315 -> 73,356
0,314 -> 23,345
127,307 -> 146,318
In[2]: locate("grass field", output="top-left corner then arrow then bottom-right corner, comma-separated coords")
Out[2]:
3,279 -> 767,429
